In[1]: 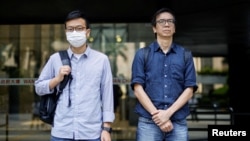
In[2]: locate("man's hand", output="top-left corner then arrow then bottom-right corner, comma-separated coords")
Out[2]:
57,65 -> 71,82
151,110 -> 170,126
101,130 -> 111,141
159,120 -> 173,132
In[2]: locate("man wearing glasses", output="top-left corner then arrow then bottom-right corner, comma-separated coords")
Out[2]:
35,10 -> 114,141
131,8 -> 198,141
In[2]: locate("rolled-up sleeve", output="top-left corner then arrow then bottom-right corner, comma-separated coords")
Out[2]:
184,51 -> 198,92
131,49 -> 146,90
34,55 -> 56,95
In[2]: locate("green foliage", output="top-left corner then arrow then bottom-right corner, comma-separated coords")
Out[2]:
197,66 -> 228,76
212,85 -> 229,95
199,85 -> 229,107
104,43 -> 128,77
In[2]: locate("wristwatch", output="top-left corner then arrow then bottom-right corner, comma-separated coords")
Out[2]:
102,126 -> 112,133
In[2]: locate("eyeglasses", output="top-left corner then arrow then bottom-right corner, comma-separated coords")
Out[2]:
66,26 -> 86,32
156,19 -> 175,26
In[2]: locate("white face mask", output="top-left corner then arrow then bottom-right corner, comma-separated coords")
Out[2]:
66,31 -> 87,48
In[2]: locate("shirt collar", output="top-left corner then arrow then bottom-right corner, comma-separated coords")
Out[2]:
67,45 -> 91,59
152,41 -> 177,54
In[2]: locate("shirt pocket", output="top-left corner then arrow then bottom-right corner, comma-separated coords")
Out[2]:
170,63 -> 185,81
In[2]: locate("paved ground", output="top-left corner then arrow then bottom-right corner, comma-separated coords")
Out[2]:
0,113 -> 230,141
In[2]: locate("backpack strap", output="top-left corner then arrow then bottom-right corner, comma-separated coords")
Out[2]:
57,50 -> 73,106
143,46 -> 150,72
184,48 -> 191,65
58,50 -> 72,91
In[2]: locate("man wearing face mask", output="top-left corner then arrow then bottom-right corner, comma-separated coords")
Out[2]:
35,10 -> 115,141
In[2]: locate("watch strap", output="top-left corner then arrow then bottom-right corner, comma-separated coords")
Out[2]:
102,126 -> 112,133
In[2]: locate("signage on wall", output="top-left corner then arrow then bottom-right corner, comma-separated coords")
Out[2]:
0,78 -> 130,85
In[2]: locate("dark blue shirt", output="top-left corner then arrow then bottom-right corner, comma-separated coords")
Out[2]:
131,41 -> 198,121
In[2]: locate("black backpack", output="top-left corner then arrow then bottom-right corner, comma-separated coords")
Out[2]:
39,50 -> 72,125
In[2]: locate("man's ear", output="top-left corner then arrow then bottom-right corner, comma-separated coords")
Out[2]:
86,29 -> 91,37
152,27 -> 156,34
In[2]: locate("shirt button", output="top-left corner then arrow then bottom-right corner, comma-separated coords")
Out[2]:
164,85 -> 167,87
164,75 -> 167,77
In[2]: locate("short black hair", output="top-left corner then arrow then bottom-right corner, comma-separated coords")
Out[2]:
65,10 -> 90,29
151,8 -> 176,27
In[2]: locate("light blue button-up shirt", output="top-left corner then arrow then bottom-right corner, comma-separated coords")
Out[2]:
35,46 -> 115,139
